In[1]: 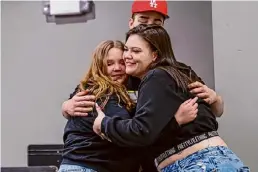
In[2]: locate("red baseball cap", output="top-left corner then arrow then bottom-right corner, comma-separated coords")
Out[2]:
132,0 -> 169,19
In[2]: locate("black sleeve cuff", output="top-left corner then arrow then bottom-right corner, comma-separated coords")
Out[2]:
100,116 -> 112,142
101,116 -> 110,133
170,117 -> 181,130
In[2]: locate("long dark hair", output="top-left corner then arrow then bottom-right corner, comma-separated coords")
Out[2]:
125,24 -> 203,91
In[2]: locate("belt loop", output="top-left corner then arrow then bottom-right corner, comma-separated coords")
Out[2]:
207,137 -> 211,148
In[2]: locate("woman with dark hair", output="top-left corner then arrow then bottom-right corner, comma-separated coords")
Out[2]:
93,24 -> 250,171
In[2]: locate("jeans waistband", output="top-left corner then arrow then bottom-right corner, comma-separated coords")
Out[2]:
155,131 -> 219,166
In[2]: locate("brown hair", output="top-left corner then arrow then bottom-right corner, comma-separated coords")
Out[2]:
79,40 -> 135,111
125,24 -> 203,91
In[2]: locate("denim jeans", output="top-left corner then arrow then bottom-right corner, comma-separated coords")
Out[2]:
58,164 -> 97,172
161,146 -> 250,172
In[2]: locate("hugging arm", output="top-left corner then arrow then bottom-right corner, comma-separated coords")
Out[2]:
98,69 -> 182,147
188,81 -> 224,117
183,64 -> 224,117
61,85 -> 96,119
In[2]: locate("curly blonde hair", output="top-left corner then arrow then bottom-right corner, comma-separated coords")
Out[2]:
79,40 -> 135,111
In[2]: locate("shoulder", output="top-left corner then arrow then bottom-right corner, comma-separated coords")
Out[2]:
99,94 -> 131,119
141,68 -> 175,86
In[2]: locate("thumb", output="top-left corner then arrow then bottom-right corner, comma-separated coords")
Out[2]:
182,98 -> 192,105
95,103 -> 101,111
95,103 -> 104,116
188,97 -> 198,105
77,89 -> 89,96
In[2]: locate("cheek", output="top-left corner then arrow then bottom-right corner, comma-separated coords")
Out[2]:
106,66 -> 113,75
131,21 -> 139,29
139,55 -> 154,67
121,65 -> 126,72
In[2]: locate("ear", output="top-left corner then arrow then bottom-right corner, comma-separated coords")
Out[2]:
152,51 -> 158,62
129,18 -> 134,29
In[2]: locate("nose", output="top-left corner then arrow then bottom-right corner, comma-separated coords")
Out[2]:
147,19 -> 155,25
123,50 -> 132,60
113,63 -> 122,71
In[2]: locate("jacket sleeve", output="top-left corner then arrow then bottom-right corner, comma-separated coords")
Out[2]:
103,96 -> 132,119
100,69 -> 182,147
68,85 -> 80,99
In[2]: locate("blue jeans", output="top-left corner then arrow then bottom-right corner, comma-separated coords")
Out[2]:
161,146 -> 250,172
58,164 -> 97,172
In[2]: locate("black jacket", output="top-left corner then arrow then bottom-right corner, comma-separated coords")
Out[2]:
62,95 -> 142,172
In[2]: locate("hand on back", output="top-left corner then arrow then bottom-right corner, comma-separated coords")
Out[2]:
64,90 -> 96,116
188,81 -> 217,105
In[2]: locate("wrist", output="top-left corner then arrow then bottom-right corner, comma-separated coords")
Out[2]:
210,95 -> 224,117
175,115 -> 182,126
62,101 -> 70,115
212,95 -> 221,105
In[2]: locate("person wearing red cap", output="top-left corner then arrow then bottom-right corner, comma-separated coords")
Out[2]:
129,0 -> 169,29
62,0 -> 224,123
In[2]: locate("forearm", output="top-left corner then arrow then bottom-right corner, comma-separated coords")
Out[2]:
101,116 -> 152,147
100,70 -> 181,147
211,95 -> 224,117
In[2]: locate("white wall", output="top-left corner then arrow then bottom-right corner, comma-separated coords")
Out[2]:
212,2 -> 258,171
1,1 -> 215,167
